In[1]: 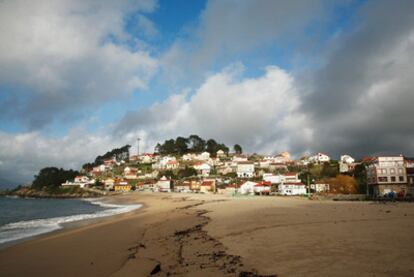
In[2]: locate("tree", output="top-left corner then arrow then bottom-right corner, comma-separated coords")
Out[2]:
234,144 -> 243,154
188,135 -> 206,153
206,139 -> 219,155
175,136 -> 189,154
321,162 -> 339,178
82,144 -> 131,170
354,163 -> 367,194
325,175 -> 358,194
32,167 -> 79,190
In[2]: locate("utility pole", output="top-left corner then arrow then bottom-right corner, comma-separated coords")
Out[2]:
137,137 -> 141,157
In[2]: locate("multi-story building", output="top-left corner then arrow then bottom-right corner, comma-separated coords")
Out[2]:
365,156 -> 407,196
236,162 -> 255,178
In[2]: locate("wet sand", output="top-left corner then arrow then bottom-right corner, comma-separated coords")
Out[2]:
1,193 -> 414,276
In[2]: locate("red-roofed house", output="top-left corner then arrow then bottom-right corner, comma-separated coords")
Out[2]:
254,181 -> 272,195
200,180 -> 216,193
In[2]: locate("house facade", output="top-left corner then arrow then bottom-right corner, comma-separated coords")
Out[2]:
236,162 -> 255,178
366,156 -> 408,197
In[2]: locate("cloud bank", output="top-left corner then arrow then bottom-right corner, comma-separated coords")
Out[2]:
0,0 -> 158,129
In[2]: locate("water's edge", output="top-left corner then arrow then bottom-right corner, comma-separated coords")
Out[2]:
0,198 -> 142,248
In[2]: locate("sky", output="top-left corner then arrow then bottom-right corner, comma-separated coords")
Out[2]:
1,0 -> 414,186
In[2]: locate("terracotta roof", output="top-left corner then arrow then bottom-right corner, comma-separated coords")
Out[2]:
255,181 -> 272,187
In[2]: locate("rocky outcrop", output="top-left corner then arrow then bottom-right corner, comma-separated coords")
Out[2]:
7,186 -> 105,198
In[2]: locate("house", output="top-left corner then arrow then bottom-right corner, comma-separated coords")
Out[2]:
156,176 -> 171,192
279,182 -> 306,195
263,173 -> 283,184
339,155 -> 356,173
114,180 -> 132,192
405,158 -> 414,193
237,162 -> 255,178
123,166 -> 138,179
309,153 -> 331,163
175,181 -> 192,193
189,180 -> 201,192
340,155 -> 355,164
254,181 -> 272,195
197,152 -> 211,161
311,182 -> 330,193
239,181 -> 257,195
365,156 -> 408,197
62,175 -> 94,188
103,178 -> 115,190
193,162 -> 211,177
223,183 -> 238,195
141,153 -> 155,163
152,156 -> 179,170
232,155 -> 248,163
268,163 -> 288,172
200,180 -> 216,193
282,172 -> 301,183
216,149 -> 226,158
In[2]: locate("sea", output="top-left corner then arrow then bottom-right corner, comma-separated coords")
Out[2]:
0,196 -> 142,246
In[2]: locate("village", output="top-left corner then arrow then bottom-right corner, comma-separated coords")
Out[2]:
62,145 -> 414,199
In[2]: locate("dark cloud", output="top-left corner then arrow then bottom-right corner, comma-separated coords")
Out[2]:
305,0 -> 414,158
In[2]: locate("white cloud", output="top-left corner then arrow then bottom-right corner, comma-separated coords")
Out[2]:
117,64 -> 312,155
0,0 -> 159,129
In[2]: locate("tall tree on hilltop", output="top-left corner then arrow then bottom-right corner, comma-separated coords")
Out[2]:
234,144 -> 243,154
188,135 -> 206,153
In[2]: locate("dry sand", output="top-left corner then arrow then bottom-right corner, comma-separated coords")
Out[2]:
1,193 -> 414,276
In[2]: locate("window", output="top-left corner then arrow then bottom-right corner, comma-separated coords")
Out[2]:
390,168 -> 396,174
398,168 -> 403,174
399,176 -> 404,182
382,169 -> 388,174
390,176 -> 396,182
378,177 -> 388,182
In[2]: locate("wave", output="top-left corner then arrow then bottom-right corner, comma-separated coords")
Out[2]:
0,199 -> 142,244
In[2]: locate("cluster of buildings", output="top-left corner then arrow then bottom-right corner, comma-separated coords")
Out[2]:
62,149 -> 414,199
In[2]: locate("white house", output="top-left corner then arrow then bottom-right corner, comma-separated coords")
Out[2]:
254,181 -> 272,195
282,172 -> 301,183
62,175 -> 94,189
123,166 -> 138,179
309,153 -> 331,163
197,152 -> 211,161
216,149 -> 226,158
263,173 -> 283,184
156,176 -> 171,192
237,162 -> 255,178
311,182 -> 330,193
279,183 -> 306,195
340,155 -> 355,164
239,181 -> 257,195
153,156 -> 179,170
193,163 -> 211,177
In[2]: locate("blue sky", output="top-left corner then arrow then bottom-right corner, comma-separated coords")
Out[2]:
1,0 -> 414,185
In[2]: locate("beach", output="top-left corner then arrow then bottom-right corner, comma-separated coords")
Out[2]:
1,193 -> 414,276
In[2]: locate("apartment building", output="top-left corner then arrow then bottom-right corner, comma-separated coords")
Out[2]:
365,156 -> 407,196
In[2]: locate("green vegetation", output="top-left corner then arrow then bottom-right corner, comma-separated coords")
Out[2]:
155,135 -> 236,156
32,167 -> 79,190
82,145 -> 131,171
234,144 -> 243,154
177,166 -> 198,178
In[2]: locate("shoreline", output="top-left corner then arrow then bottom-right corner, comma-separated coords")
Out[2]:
0,194 -> 144,250
1,193 -> 414,276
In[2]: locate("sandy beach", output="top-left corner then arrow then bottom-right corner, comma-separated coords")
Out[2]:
1,193 -> 414,276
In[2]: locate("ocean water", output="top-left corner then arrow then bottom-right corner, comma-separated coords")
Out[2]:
0,196 -> 142,245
